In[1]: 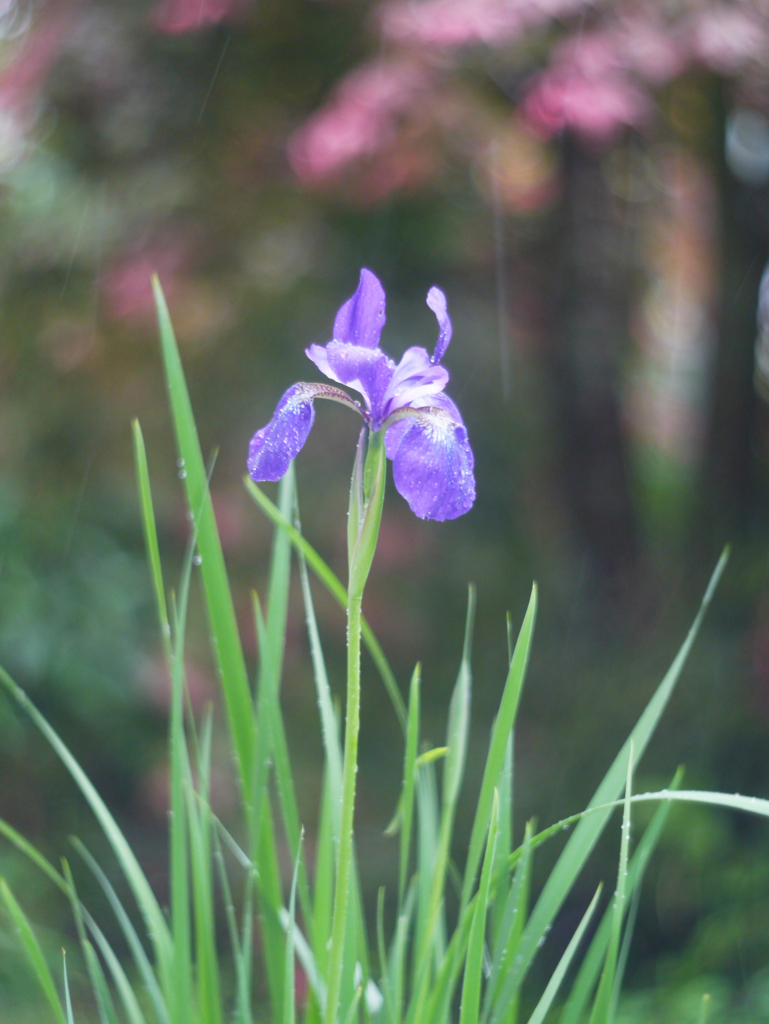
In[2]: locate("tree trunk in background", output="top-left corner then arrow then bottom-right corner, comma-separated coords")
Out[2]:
547,138 -> 639,597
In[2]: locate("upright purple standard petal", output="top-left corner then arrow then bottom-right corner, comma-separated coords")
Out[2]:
247,383 -> 321,481
306,341 -> 394,421
426,286 -> 452,364
390,410 -> 475,521
333,268 -> 386,348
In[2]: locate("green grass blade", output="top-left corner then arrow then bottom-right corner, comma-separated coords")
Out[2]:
399,664 -> 421,906
168,530 -> 198,1024
487,547 -> 728,1024
284,831 -> 303,1024
132,419 -> 171,661
559,768 -> 683,1024
83,940 -> 120,1024
70,838 -> 169,1024
413,757 -> 444,992
460,790 -> 499,1024
698,994 -> 712,1024
483,820 -> 534,1024
153,276 -> 255,805
296,503 -> 343,839
0,819 -> 148,1024
0,878 -> 67,1024
417,589 -> 475,989
377,887 -> 394,1024
62,860 -> 120,1024
524,885 -> 603,1024
389,879 -> 417,1024
589,744 -> 634,1024
462,586 -> 536,912
62,951 -> 74,1024
0,666 -> 174,989
443,585 -> 475,811
186,713 -> 223,1024
420,893 -> 475,1024
245,477 -> 406,729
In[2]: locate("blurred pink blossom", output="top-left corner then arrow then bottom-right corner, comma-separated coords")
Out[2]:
523,67 -> 652,142
153,0 -> 247,34
0,10 -> 71,121
380,0 -> 585,47
288,58 -> 435,181
102,242 -> 188,322
691,3 -> 768,74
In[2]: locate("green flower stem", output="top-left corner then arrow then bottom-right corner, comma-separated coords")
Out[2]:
324,430 -> 386,1024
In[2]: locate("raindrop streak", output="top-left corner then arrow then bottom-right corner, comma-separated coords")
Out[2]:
491,141 -> 512,401
198,35 -> 231,124
63,457 -> 93,560
61,197 -> 91,299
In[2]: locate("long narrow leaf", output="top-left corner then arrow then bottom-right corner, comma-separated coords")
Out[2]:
153,277 -> 255,802
0,666 -> 174,989
525,885 -> 603,1024
461,586 -> 536,911
399,665 -> 421,906
487,548 -> 728,1023
1,879 -> 67,1024
245,477 -> 406,729
460,790 -> 499,1024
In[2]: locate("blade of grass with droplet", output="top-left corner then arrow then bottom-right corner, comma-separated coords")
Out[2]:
486,548 -> 728,1024
399,664 -> 421,907
461,587 -> 536,914
0,878 -> 67,1024
460,790 -> 499,1024
245,477 -> 406,730
0,666 -> 174,996
589,744 -> 634,1024
153,277 -> 255,802
132,419 -> 171,662
153,281 -> 287,1016
524,885 -> 603,1024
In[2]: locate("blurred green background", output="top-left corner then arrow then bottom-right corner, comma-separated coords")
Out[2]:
1,0 -> 769,1019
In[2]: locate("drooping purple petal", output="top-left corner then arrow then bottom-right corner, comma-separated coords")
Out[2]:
333,268 -> 386,349
247,383 -> 343,482
381,346 -> 449,419
306,340 -> 394,422
426,286 -> 452,364
390,410 -> 475,521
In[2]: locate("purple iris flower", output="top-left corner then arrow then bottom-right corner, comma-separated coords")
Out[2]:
247,269 -> 475,521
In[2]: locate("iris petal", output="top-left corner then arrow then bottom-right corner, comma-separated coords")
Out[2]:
333,268 -> 386,349
390,410 -> 475,521
426,286 -> 452,364
381,346 -> 449,419
247,383 -> 330,481
306,340 -> 394,422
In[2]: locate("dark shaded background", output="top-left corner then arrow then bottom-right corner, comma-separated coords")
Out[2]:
1,1 -> 769,1019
